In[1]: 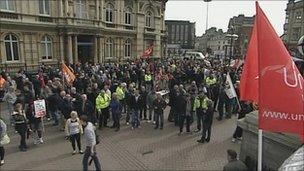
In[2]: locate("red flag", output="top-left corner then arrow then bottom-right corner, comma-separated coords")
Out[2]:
240,18 -> 259,103
62,62 -> 76,86
256,2 -> 304,139
141,45 -> 153,59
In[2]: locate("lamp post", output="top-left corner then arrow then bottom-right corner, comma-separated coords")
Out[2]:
226,34 -> 238,65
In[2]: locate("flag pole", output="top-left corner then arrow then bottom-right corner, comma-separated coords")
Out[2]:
258,129 -> 263,171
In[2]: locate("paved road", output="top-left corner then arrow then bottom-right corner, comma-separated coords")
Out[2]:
0,102 -> 240,170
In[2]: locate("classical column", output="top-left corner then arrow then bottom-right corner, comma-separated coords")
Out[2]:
96,0 -> 99,20
99,37 -> 103,63
59,34 -> 64,61
94,36 -> 98,64
59,0 -> 63,17
65,0 -> 69,17
67,35 -> 73,64
73,35 -> 78,64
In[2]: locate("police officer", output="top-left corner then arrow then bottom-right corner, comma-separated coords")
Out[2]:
96,90 -> 111,129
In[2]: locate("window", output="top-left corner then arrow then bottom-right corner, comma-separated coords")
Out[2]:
125,8 -> 132,25
0,0 -> 14,11
145,11 -> 152,27
39,0 -> 50,15
124,39 -> 131,58
295,11 -> 302,20
4,34 -> 19,62
171,25 -> 175,42
105,38 -> 114,58
75,0 -> 87,18
106,3 -> 114,22
185,25 -> 188,41
176,25 -> 180,42
41,36 -> 52,60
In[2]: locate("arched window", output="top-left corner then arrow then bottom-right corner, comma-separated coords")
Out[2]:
124,39 -> 131,58
41,36 -> 52,60
125,7 -> 132,25
145,11 -> 152,27
105,38 -> 114,58
4,34 -> 19,62
106,3 -> 114,22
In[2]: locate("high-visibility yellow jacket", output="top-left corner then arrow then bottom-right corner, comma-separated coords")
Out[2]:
194,97 -> 210,111
205,77 -> 217,86
116,87 -> 125,100
144,74 -> 152,82
96,94 -> 111,111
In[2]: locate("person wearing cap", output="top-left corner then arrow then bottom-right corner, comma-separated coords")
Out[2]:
223,149 -> 247,171
193,92 -> 209,132
96,90 -> 111,129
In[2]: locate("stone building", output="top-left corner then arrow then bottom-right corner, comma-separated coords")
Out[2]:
165,20 -> 195,57
0,0 -> 167,71
206,29 -> 229,59
227,14 -> 254,58
283,0 -> 304,57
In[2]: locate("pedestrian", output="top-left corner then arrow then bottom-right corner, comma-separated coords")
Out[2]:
109,93 -> 122,132
96,90 -> 111,129
223,149 -> 247,171
0,118 -> 8,166
146,89 -> 156,124
194,92 -> 209,132
12,103 -> 28,151
2,86 -> 17,125
197,100 -> 214,143
129,89 -> 141,129
153,93 -> 167,130
139,86 -> 148,120
179,94 -> 193,135
26,102 -> 44,145
80,115 -> 101,171
65,111 -> 83,155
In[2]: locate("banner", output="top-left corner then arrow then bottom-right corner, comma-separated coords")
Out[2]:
34,100 -> 46,118
62,62 -> 76,85
256,2 -> 304,139
225,73 -> 237,99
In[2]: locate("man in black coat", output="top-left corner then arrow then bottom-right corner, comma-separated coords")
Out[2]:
129,89 -> 142,129
197,100 -> 214,143
79,94 -> 96,124
168,85 -> 179,125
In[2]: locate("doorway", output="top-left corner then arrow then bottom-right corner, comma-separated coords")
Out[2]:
77,35 -> 93,64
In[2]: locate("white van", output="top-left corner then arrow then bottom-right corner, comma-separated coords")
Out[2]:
185,52 -> 205,60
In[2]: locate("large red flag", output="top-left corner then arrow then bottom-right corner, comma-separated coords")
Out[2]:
240,18 -> 259,103
256,2 -> 304,139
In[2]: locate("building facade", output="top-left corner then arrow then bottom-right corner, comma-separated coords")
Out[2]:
0,0 -> 167,70
283,0 -> 304,57
165,20 -> 195,56
227,14 -> 254,58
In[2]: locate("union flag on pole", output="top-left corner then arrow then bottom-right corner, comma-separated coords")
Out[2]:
241,2 -> 304,140
62,62 -> 76,86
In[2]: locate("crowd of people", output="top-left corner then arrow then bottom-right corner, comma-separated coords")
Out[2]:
0,57 -> 254,170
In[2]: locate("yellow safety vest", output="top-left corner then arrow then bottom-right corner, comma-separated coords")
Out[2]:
145,74 -> 152,82
116,87 -> 125,100
96,94 -> 110,111
205,77 -> 217,86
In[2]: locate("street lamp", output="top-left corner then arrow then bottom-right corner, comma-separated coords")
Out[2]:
226,34 -> 238,65
204,0 -> 212,31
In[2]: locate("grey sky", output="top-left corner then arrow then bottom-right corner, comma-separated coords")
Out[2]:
165,0 -> 288,36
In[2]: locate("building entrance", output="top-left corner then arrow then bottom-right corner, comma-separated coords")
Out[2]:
77,35 -> 93,64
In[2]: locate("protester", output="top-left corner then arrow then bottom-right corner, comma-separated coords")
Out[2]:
109,93 -> 122,132
179,94 -> 192,135
129,89 -> 141,129
223,149 -> 247,171
65,111 -> 83,155
2,87 -> 17,125
0,118 -> 7,166
80,115 -> 101,171
153,93 -> 167,130
12,103 -> 28,151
